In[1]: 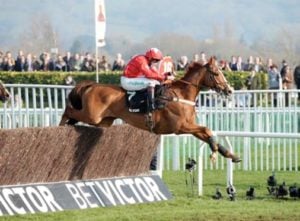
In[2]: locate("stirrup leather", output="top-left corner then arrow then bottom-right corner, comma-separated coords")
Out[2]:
145,112 -> 154,131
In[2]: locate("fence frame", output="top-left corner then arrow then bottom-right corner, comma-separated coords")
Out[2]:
1,84 -> 300,195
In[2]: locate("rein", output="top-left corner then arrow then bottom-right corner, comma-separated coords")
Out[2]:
177,79 -> 199,89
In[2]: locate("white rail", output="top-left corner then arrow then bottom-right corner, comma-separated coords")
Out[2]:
159,132 -> 300,196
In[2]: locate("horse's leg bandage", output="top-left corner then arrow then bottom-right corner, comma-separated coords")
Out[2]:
217,144 -> 230,157
208,136 -> 218,152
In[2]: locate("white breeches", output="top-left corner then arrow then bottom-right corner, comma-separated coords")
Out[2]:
121,76 -> 160,91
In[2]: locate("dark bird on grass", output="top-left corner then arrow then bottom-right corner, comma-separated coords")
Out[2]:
226,183 -> 236,201
267,186 -> 276,195
267,171 -> 277,195
276,181 -> 288,198
267,171 -> 277,187
289,184 -> 298,199
246,186 -> 255,200
185,158 -> 197,172
212,187 -> 222,200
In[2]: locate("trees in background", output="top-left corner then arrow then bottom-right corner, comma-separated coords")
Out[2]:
9,17 -> 300,68
103,21 -> 300,67
16,14 -> 60,56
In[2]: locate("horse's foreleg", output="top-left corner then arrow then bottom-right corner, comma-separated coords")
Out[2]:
179,124 -> 241,163
215,143 -> 241,163
178,124 -> 217,150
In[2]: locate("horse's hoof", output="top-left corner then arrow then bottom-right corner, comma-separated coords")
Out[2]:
232,156 -> 242,163
210,152 -> 217,163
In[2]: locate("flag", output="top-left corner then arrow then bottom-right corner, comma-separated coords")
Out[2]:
95,0 -> 106,47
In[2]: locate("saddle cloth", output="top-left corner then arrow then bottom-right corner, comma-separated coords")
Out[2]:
125,85 -> 167,113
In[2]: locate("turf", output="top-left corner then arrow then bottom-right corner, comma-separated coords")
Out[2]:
0,170 -> 299,221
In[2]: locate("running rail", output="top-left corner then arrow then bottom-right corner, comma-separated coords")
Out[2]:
160,132 -> 300,196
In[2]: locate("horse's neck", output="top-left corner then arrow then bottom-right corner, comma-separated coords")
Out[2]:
178,65 -> 206,100
172,81 -> 199,101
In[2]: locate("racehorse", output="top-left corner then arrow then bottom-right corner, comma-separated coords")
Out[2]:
59,57 -> 241,162
0,81 -> 10,103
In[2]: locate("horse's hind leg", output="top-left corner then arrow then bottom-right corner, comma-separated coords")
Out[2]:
67,118 -> 78,125
63,104 -> 103,125
59,106 -> 79,126
59,110 -> 70,126
95,117 -> 116,127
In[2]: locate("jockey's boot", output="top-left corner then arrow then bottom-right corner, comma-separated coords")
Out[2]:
147,86 -> 156,112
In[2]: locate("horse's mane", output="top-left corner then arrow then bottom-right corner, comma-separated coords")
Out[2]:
168,62 -> 204,90
0,80 -> 6,90
182,61 -> 204,80
186,61 -> 204,72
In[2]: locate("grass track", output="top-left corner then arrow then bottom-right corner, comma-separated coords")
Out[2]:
0,170 -> 299,221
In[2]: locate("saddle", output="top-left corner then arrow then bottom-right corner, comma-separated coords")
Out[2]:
125,85 -> 168,113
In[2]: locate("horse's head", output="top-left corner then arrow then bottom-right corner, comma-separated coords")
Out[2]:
202,57 -> 232,96
0,81 -> 11,103
181,57 -> 232,96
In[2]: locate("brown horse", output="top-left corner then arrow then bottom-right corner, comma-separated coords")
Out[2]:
0,81 -> 10,103
60,57 -> 241,162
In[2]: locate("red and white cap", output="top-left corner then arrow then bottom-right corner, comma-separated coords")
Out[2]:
145,48 -> 163,61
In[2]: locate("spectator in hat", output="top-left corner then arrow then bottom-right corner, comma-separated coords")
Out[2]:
112,53 -> 125,71
177,56 -> 189,71
280,60 -> 293,106
268,64 -> 281,106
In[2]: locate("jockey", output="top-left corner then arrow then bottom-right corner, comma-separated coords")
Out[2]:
121,48 -> 174,112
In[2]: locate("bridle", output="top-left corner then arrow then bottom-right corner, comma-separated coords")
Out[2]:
204,67 -> 229,92
165,65 -> 230,107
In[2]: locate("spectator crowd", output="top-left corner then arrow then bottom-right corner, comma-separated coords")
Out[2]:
176,52 -> 297,91
0,49 -> 299,92
0,50 -> 125,72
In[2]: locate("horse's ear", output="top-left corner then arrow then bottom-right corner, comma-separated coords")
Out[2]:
208,56 -> 216,65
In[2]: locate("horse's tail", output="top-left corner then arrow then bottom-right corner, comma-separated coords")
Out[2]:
68,80 -> 96,110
